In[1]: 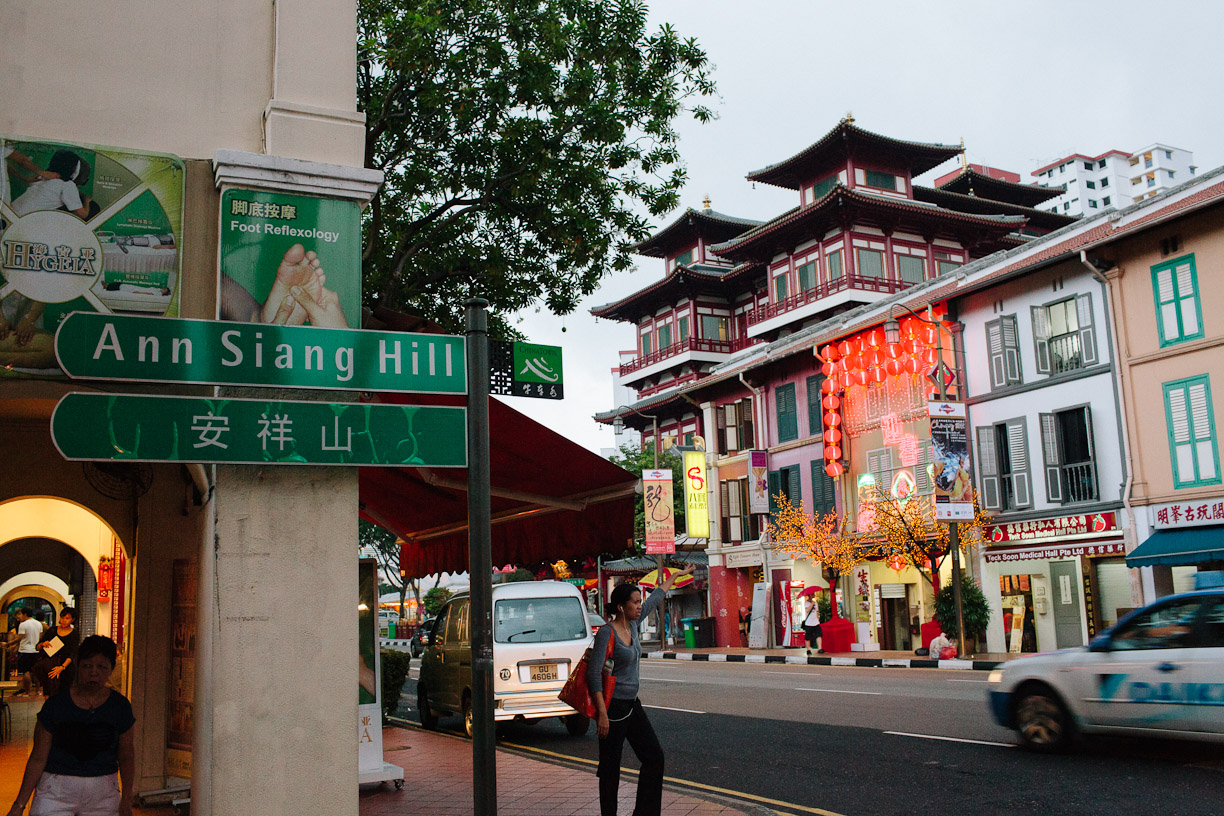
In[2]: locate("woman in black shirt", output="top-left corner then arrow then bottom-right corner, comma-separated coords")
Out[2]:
31,606 -> 79,697
7,635 -> 136,816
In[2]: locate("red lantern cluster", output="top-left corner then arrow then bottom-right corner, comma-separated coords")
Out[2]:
816,318 -> 948,479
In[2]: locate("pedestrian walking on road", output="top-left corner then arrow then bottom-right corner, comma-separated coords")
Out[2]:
6,635 -> 136,816
589,565 -> 696,816
802,596 -> 824,655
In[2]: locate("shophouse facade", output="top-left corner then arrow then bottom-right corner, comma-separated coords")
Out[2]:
596,120 -> 1077,647
2,3 -> 382,815
1096,172 -> 1224,594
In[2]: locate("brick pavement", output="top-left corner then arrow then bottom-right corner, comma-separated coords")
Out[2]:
361,723 -> 766,816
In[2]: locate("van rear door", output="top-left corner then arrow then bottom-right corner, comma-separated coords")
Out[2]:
493,594 -> 591,696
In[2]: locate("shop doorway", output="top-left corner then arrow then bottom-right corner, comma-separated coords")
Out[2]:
877,584 -> 911,651
1050,561 -> 1084,648
999,574 -> 1038,653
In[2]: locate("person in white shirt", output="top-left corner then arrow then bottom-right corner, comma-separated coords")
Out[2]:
1,145 -> 56,208
802,595 -> 824,656
14,607 -> 44,696
10,148 -> 94,220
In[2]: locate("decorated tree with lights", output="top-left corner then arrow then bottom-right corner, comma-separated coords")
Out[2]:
860,485 -> 992,593
768,494 -> 884,617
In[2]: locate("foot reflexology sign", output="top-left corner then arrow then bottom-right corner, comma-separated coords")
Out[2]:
219,189 -> 361,330
0,135 -> 184,378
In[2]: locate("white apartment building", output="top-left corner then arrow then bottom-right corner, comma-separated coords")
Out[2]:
1031,144 -> 1196,217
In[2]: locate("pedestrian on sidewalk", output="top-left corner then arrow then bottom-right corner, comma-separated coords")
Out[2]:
30,607 -> 78,698
11,607 -> 43,696
589,564 -> 696,816
6,635 -> 136,816
802,597 -> 824,656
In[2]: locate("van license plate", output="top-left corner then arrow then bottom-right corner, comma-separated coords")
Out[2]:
529,664 -> 559,682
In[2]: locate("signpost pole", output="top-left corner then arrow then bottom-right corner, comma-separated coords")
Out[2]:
932,305 -> 967,658
466,298 -> 496,816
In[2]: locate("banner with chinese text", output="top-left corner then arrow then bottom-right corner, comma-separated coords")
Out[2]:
642,468 -> 675,554
683,450 -> 709,539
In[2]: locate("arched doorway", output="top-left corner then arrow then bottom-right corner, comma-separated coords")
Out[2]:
0,497 -> 131,673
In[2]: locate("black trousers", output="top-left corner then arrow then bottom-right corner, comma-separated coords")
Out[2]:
597,697 -> 664,816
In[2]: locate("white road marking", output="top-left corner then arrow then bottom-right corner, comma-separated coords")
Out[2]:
947,679 -> 987,683
885,731 -> 1014,748
644,704 -> 706,714
795,688 -> 882,695
641,677 -> 685,682
764,670 -> 821,676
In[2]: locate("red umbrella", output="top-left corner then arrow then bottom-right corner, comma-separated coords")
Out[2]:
799,585 -> 825,597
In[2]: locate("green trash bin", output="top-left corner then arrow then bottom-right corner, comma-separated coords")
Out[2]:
388,620 -> 396,639
681,618 -> 697,648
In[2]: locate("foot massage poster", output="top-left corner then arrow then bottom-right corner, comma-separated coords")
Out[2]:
219,189 -> 360,331
0,135 -> 184,378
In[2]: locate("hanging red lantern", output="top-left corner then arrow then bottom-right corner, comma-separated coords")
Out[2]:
824,411 -> 842,427
837,340 -> 853,358
866,329 -> 883,348
922,326 -> 939,346
822,394 -> 840,411
901,316 -> 920,338
823,428 -> 842,445
838,371 -> 854,390
871,366 -> 887,384
904,338 -> 922,355
824,461 -> 844,478
824,445 -> 842,460
821,359 -> 836,377
821,344 -> 839,361
855,369 -> 870,387
923,347 -> 939,365
906,357 -> 924,374
886,342 -> 903,359
885,358 -> 904,377
822,377 -> 838,394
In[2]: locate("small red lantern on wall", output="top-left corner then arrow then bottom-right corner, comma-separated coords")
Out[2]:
824,461 -> 844,478
823,428 -> 842,445
822,394 -> 840,411
824,445 -> 842,460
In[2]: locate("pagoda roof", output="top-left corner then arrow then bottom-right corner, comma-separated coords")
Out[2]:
913,186 -> 1078,232
708,185 -> 1026,263
745,121 -> 963,191
935,167 -> 1062,208
590,263 -> 738,323
634,207 -> 761,258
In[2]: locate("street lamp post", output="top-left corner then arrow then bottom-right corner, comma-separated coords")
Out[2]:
884,305 -> 968,657
614,405 -> 668,649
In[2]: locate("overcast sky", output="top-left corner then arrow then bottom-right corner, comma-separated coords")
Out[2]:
506,0 -> 1224,454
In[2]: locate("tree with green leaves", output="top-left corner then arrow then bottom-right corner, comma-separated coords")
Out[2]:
357,0 -> 715,333
360,519 -> 421,622
422,586 -> 454,617
608,442 -> 685,555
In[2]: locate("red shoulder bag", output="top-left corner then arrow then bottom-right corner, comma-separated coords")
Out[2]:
557,629 -> 616,719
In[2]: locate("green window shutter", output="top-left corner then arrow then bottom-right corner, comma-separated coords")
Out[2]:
810,460 -> 835,517
1152,255 -> 1203,345
807,375 -> 824,435
641,332 -> 651,356
811,176 -> 837,200
856,249 -> 884,279
776,383 -> 798,443
827,250 -> 843,281
897,255 -> 925,284
1001,315 -> 1022,384
1164,376 -> 1221,487
768,470 -> 782,515
1039,413 -> 1064,503
658,324 -> 671,349
787,466 -> 801,508
678,316 -> 689,342
864,169 -> 897,189
976,426 -> 1001,511
774,271 -> 789,301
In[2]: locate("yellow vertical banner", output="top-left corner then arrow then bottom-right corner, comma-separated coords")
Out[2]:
683,450 -> 710,539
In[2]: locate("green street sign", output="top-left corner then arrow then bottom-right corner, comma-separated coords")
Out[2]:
51,393 -> 467,467
491,340 -> 563,400
54,312 -> 466,394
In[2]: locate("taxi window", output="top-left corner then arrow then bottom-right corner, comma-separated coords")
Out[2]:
1111,598 -> 1205,650
1201,599 -> 1224,647
494,596 -> 588,643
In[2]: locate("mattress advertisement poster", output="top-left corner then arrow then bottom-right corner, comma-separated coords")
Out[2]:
219,189 -> 361,330
0,135 -> 184,378
928,400 -> 973,521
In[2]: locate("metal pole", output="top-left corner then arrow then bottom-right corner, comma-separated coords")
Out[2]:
466,298 -> 496,816
931,305 -> 967,657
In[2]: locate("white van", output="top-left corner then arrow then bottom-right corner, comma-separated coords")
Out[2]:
417,580 -> 594,736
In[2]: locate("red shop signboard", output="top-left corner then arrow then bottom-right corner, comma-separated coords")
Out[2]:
987,512 -> 1118,545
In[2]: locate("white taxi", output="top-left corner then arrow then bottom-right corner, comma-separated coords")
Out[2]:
988,581 -> 1224,751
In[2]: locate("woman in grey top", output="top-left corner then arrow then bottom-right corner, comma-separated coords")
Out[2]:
588,565 -> 695,816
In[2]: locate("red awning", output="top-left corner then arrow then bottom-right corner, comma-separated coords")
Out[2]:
359,394 -> 637,578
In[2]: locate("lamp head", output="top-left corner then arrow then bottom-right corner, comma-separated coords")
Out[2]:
884,317 -> 901,345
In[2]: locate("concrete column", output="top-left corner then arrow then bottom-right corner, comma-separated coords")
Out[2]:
196,465 -> 359,816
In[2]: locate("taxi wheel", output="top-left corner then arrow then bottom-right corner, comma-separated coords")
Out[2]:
1015,687 -> 1071,752
417,685 -> 439,731
564,713 -> 590,737
463,694 -> 474,739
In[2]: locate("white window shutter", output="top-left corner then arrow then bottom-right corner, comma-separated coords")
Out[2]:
976,427 -> 1001,511
1006,419 -> 1032,508
1077,293 -> 1098,366
1176,263 -> 1199,337
1189,383 -> 1217,481
1157,266 -> 1179,341
1031,306 -> 1051,374
1039,413 -> 1063,503
986,319 -> 1005,389
1001,315 -> 1022,384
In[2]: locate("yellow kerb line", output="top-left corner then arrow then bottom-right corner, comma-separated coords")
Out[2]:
499,741 -> 848,816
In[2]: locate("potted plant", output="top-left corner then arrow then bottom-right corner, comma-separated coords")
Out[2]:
933,575 -> 991,654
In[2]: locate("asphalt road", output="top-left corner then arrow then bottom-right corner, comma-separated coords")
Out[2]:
402,660 -> 1224,816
